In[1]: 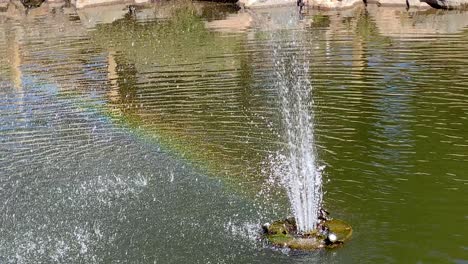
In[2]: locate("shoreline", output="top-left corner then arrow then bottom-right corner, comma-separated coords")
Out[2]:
0,0 -> 467,13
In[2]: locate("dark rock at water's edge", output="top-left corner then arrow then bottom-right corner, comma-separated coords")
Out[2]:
420,0 -> 468,9
262,216 -> 352,250
20,0 -> 45,8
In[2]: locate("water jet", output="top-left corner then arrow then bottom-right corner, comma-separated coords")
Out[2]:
262,30 -> 352,250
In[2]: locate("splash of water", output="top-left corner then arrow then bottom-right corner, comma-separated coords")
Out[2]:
272,36 -> 323,233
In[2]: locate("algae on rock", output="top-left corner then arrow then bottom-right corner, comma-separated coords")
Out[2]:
262,217 -> 352,250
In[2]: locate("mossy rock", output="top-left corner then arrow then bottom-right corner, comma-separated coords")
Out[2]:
262,217 -> 352,250
323,218 -> 353,242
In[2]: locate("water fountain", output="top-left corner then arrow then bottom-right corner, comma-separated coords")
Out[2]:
273,37 -> 322,234
262,30 -> 352,250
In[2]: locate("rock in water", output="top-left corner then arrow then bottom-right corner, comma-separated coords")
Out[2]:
262,217 -> 352,250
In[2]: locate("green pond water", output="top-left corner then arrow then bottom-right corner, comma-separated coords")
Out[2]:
0,3 -> 467,263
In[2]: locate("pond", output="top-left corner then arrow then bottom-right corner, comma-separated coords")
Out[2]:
0,3 -> 467,263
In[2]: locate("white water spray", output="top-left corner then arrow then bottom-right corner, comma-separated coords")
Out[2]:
272,35 -> 323,233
